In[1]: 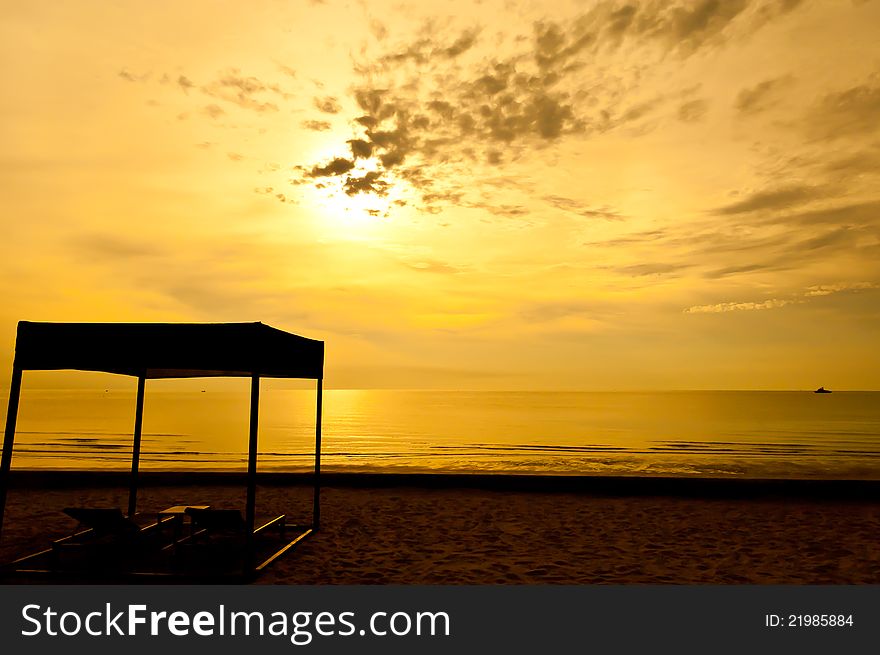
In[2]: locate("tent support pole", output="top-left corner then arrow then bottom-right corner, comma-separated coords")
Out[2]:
127,374 -> 146,518
313,378 -> 323,530
0,365 -> 22,540
246,375 -> 260,536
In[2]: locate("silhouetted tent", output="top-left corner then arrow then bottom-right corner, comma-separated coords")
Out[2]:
0,321 -> 324,575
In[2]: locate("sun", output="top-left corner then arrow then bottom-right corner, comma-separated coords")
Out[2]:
326,185 -> 391,225
304,149 -> 411,235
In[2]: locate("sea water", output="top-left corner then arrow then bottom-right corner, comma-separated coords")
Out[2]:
4,388 -> 879,479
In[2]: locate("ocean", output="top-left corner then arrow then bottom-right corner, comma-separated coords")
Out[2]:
3,389 -> 879,479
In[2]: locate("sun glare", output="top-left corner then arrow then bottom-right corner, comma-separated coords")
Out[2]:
304,145 -> 410,236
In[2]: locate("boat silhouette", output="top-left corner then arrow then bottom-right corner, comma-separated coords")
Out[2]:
814,386 -> 832,394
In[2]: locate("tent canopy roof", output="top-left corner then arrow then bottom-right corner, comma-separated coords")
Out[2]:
13,321 -> 324,379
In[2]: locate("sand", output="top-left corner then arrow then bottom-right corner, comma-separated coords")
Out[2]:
1,477 -> 879,584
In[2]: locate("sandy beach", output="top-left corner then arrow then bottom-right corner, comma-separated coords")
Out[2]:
1,474 -> 878,584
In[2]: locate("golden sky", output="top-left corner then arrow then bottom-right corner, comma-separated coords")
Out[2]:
1,0 -> 879,390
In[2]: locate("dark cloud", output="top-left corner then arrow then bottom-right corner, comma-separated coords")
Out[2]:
370,19 -> 388,41
308,157 -> 355,177
702,227 -> 861,279
277,63 -> 297,78
464,202 -> 530,217
735,75 -> 794,114
201,69 -> 283,113
293,0 -> 807,213
541,0 -> 767,63
118,69 -> 149,82
177,75 -> 195,94
343,171 -> 389,196
665,0 -> 751,52
771,200 -> 880,228
301,119 -> 332,131
202,104 -> 225,119
583,229 -> 666,247
822,144 -> 880,177
544,195 -> 624,220
314,96 -> 342,114
379,28 -> 480,65
806,78 -> 880,140
704,262 -> 784,279
348,139 -> 373,158
582,198 -> 878,284
75,235 -> 162,259
677,98 -> 708,122
615,262 -> 691,277
715,184 -> 829,215
444,29 -> 480,57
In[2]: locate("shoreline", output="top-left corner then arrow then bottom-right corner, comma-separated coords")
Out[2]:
4,469 -> 880,500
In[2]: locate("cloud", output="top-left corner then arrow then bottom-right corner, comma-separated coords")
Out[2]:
465,202 -> 530,217
301,119 -> 332,131
822,144 -> 880,178
685,280 -> 878,313
201,69 -> 285,113
615,262 -> 691,276
677,98 -> 708,122
684,298 -> 793,313
701,226 -> 861,278
583,229 -> 667,247
369,19 -> 388,42
544,0 -> 794,61
806,76 -> 880,140
402,259 -> 464,274
177,75 -> 195,94
715,184 -> 830,215
74,235 -> 162,259
771,200 -> 880,227
543,195 -> 624,220
293,0 -> 808,214
519,300 -> 610,322
343,171 -> 389,196
277,63 -> 297,78
804,282 -> 877,296
378,28 -> 481,65
308,157 -> 355,177
202,104 -> 225,119
664,0 -> 751,52
735,75 -> 794,114
313,96 -> 342,114
348,139 -> 373,159
118,69 -> 149,82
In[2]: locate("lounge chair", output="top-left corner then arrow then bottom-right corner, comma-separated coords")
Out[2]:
51,507 -> 170,572
175,508 -> 286,575
62,507 -> 140,536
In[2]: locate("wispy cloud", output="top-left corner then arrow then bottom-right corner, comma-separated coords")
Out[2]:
684,298 -> 793,313
301,119 -> 332,131
804,281 -> 878,296
313,96 -> 342,114
715,184 -> 831,215
685,281 -> 878,313
734,75 -> 795,114
805,75 -> 880,140
118,69 -> 150,82
198,68 -> 291,113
